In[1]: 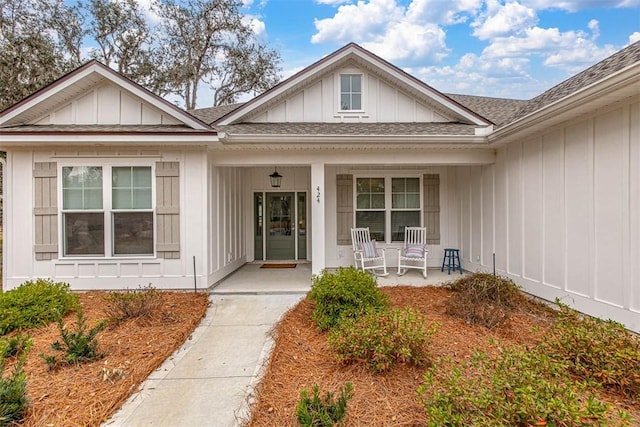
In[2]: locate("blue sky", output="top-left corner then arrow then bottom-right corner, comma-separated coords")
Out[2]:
231,0 -> 639,103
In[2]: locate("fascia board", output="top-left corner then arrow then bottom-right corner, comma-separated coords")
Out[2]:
488,62 -> 640,145
0,133 -> 218,146
218,132 -> 488,145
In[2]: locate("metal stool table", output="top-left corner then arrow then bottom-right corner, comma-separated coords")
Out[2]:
441,248 -> 462,274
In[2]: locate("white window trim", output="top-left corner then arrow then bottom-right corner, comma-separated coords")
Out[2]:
59,161 -> 156,259
353,174 -> 423,244
336,72 -> 367,115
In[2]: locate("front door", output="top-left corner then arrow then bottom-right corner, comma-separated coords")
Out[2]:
266,192 -> 295,260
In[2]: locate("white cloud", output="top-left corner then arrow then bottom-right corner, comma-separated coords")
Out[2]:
315,0 -> 353,4
242,15 -> 267,37
311,0 -> 405,44
361,22 -> 448,62
629,32 -> 640,44
406,0 -> 482,25
520,0 -> 640,12
471,1 -> 538,40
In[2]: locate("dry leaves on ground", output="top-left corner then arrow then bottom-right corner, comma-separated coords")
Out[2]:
7,291 -> 209,426
248,286 -> 639,426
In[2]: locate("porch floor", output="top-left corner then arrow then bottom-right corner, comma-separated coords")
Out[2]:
210,262 -> 467,294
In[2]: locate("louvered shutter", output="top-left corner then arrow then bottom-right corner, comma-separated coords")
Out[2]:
156,162 -> 180,259
34,162 -> 58,260
423,174 -> 440,245
336,174 -> 353,245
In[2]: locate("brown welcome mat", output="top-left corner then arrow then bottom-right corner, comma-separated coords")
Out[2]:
260,263 -> 297,269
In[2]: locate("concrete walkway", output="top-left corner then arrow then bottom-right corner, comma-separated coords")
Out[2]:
104,292 -> 305,427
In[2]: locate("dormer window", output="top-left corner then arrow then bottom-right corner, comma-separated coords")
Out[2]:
340,74 -> 362,110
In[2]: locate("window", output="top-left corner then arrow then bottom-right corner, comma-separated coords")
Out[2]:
340,74 -> 362,110
62,165 -> 153,257
355,177 -> 421,242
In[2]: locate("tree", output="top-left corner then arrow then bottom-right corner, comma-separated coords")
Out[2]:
84,0 -> 159,88
0,0 -> 81,110
154,0 -> 281,109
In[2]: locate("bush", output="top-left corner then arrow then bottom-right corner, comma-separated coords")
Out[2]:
103,284 -> 163,322
0,279 -> 79,335
41,308 -> 106,369
540,301 -> 640,399
329,307 -> 436,373
445,273 -> 524,328
296,383 -> 353,427
0,335 -> 32,426
308,267 -> 389,331
418,345 -> 615,426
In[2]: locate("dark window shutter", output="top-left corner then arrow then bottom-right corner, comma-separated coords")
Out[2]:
336,174 -> 353,245
34,162 -> 58,260
423,174 -> 440,245
156,162 -> 180,259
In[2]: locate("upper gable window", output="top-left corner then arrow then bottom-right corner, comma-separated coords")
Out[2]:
340,74 -> 362,111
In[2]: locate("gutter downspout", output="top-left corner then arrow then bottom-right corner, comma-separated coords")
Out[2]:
0,156 -> 6,291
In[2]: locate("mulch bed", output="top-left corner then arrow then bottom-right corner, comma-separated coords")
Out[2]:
248,286 -> 639,426
5,291 -> 209,426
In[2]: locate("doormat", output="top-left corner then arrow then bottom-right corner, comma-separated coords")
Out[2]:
260,263 -> 297,269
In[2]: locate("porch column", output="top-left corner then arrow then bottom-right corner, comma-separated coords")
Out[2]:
311,162 -> 325,275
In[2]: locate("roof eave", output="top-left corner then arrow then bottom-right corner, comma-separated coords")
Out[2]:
488,61 -> 640,146
218,132 -> 488,144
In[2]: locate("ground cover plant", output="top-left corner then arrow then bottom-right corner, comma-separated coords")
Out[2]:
0,334 -> 31,426
0,289 -> 209,426
0,279 -> 78,335
248,283 -> 639,426
296,383 -> 353,427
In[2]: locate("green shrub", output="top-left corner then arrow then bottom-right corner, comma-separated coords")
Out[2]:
296,383 -> 353,427
418,346 -> 615,427
540,301 -> 640,399
103,284 -> 163,322
0,334 -> 30,360
308,267 -> 389,331
41,307 -> 106,369
329,307 -> 436,373
445,273 -> 524,328
0,335 -> 31,426
0,279 -> 79,335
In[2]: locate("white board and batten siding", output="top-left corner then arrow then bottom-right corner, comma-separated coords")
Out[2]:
247,67 -> 453,123
456,100 -> 640,332
35,82 -> 181,126
3,149 -> 209,291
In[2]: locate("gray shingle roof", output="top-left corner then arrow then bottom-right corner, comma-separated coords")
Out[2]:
444,94 -> 528,127
189,103 -> 244,124
509,41 -> 640,122
215,122 -> 479,136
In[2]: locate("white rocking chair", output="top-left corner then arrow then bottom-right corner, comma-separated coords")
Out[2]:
397,226 -> 428,278
351,227 -> 388,276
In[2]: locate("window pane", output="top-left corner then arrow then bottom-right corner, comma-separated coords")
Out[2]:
406,178 -> 420,192
371,194 -> 385,209
113,212 -> 154,255
351,75 -> 361,92
340,75 -> 350,92
371,178 -> 385,193
357,194 -> 370,209
341,94 -> 351,110
356,211 -> 385,241
351,94 -> 361,110
112,166 -> 152,210
62,166 -> 103,210
392,194 -> 405,208
133,189 -> 152,209
391,211 -> 421,241
406,194 -> 420,209
356,178 -> 370,193
64,212 -> 104,256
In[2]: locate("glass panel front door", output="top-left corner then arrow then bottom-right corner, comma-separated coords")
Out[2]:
266,192 -> 295,260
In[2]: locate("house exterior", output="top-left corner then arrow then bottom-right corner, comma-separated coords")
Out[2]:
0,42 -> 639,331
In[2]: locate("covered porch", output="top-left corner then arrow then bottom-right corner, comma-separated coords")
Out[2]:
210,262 -> 468,294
